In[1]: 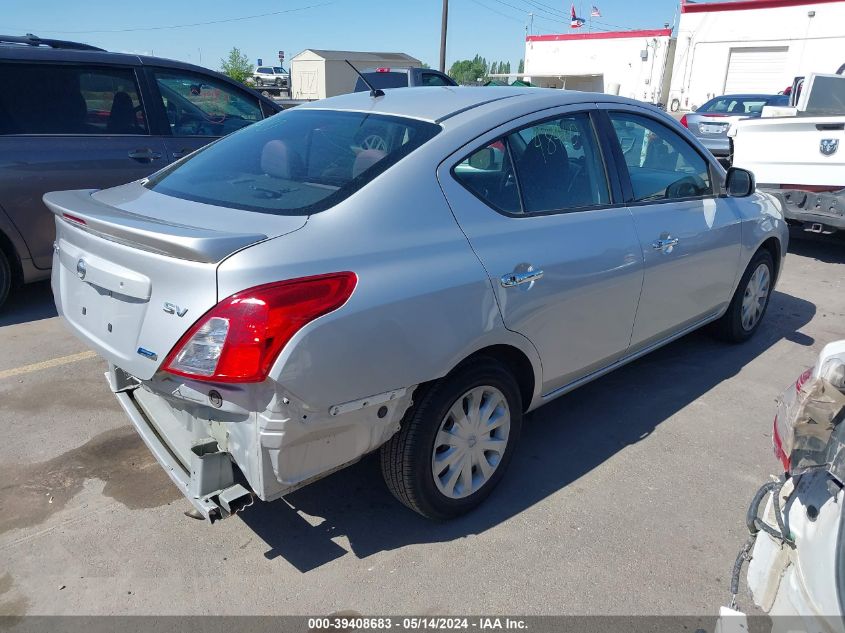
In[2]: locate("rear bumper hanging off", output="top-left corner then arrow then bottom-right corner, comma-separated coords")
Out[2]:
764,187 -> 845,233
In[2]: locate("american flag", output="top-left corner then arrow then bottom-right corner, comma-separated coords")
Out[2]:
590,5 -> 601,16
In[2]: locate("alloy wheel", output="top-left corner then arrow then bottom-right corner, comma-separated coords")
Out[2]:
741,263 -> 770,331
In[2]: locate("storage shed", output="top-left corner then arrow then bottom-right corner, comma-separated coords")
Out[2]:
289,50 -> 422,100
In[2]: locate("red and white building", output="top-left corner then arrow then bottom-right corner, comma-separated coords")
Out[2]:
523,29 -> 677,104
668,0 -> 845,111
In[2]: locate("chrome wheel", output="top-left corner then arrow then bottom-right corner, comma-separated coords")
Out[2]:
741,263 -> 770,331
431,386 -> 511,499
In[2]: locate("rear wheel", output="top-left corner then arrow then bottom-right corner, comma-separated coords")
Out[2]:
275,77 -> 283,87
0,248 -> 11,310
380,358 -> 523,519
712,249 -> 774,342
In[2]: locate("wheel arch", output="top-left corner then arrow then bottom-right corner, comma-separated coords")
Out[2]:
0,227 -> 23,287
448,343 -> 539,413
758,236 -> 782,283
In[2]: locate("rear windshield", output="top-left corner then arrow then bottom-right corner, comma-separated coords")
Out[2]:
355,72 -> 409,91
146,109 -> 440,215
697,96 -> 770,115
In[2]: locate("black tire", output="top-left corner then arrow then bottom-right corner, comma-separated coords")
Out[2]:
712,249 -> 774,343
380,357 -> 523,520
0,248 -> 10,310
275,78 -> 283,87
255,78 -> 263,87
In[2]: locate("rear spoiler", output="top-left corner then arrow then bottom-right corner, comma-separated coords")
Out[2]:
44,189 -> 267,264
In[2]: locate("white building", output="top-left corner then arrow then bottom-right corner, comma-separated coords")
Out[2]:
668,0 -> 845,111
523,29 -> 677,103
290,50 -> 421,100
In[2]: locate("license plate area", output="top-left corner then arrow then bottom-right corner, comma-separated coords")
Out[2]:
699,123 -> 727,135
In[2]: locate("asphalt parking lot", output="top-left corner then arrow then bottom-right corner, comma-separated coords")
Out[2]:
1,234 -> 843,617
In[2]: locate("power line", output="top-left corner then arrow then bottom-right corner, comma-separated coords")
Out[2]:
466,0 -> 528,24
8,2 -> 336,34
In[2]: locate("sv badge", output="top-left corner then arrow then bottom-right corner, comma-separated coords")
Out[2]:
163,302 -> 188,317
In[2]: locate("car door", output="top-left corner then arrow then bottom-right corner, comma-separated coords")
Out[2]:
439,107 -> 644,395
0,61 -> 168,269
600,106 -> 742,350
145,67 -> 265,162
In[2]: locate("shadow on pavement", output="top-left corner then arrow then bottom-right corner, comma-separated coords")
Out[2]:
0,281 -> 56,328
787,230 -> 845,264
240,289 -> 816,572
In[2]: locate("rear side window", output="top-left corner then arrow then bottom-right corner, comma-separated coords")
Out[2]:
609,112 -> 712,202
697,97 -> 768,115
454,112 -> 610,215
146,109 -> 440,215
420,72 -> 451,86
0,63 -> 147,135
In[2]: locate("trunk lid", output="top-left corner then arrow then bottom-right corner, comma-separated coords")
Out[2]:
46,183 -> 307,380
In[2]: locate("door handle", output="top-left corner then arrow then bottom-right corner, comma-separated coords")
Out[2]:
651,236 -> 679,251
500,269 -> 544,288
128,148 -> 163,162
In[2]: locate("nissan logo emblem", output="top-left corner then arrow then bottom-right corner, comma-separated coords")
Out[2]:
76,259 -> 87,280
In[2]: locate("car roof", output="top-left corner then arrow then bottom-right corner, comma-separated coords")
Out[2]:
299,86 -> 634,124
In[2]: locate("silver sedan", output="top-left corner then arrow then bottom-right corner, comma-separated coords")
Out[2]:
46,87 -> 788,522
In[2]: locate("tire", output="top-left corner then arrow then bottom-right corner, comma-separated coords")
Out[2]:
380,357 -> 523,520
0,248 -> 10,310
255,78 -> 263,87
712,249 -> 774,343
670,98 -> 681,112
275,78 -> 283,87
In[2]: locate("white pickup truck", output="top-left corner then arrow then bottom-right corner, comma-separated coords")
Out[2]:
730,71 -> 845,237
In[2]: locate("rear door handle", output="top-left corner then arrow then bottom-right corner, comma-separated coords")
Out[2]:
651,237 -> 679,252
128,148 -> 163,162
500,269 -> 544,287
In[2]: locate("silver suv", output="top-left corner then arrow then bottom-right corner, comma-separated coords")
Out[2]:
253,66 -> 288,87
48,87 -> 787,523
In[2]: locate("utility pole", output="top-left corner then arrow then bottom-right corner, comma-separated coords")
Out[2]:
439,0 -> 448,73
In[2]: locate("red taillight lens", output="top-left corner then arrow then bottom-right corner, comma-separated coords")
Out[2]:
679,114 -> 688,128
376,67 -> 390,72
62,213 -> 87,225
772,415 -> 790,471
163,272 -> 357,383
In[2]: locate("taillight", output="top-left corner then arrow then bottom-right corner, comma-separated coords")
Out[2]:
376,67 -> 390,72
679,114 -> 688,128
163,272 -> 357,383
772,415 -> 790,471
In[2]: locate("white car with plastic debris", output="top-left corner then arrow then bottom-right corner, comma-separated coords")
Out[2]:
722,340 -> 845,631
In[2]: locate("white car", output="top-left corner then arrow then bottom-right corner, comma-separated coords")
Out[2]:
723,341 -> 845,630
253,65 -> 287,88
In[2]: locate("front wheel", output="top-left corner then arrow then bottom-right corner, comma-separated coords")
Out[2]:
380,358 -> 523,519
712,249 -> 774,343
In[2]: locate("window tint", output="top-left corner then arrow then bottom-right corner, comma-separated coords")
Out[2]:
273,67 -> 286,74
146,109 -> 440,215
454,140 -> 520,213
154,70 -> 262,137
454,112 -> 610,215
609,112 -> 712,202
421,72 -> 450,86
0,64 -> 146,135
356,72 -> 409,91
698,97 -> 768,115
257,67 -> 271,74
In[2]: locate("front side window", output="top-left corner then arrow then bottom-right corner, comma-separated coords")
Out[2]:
609,112 -> 713,202
154,70 -> 262,137
0,63 -> 146,135
421,72 -> 450,87
454,112 -> 610,215
146,109 -> 440,215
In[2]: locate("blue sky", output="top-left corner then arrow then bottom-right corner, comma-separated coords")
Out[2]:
2,0 -> 680,72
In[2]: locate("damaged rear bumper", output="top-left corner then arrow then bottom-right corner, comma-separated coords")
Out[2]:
114,386 -> 253,523
763,187 -> 845,234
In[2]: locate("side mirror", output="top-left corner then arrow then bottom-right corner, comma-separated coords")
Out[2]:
725,167 -> 755,197
469,147 -> 495,170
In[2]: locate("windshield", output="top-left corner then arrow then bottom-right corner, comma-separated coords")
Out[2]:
146,109 -> 440,215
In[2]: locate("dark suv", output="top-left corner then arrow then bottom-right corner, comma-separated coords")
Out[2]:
353,67 -> 457,92
0,35 -> 281,308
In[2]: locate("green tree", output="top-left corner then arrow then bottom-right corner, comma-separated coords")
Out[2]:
503,61 -> 511,74
449,54 -> 489,85
220,47 -> 254,84
518,58 -> 524,73
490,61 -> 498,75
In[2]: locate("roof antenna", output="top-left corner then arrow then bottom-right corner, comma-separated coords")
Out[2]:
345,60 -> 384,97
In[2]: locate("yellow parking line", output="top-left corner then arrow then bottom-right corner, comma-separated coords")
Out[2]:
0,350 -> 98,380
